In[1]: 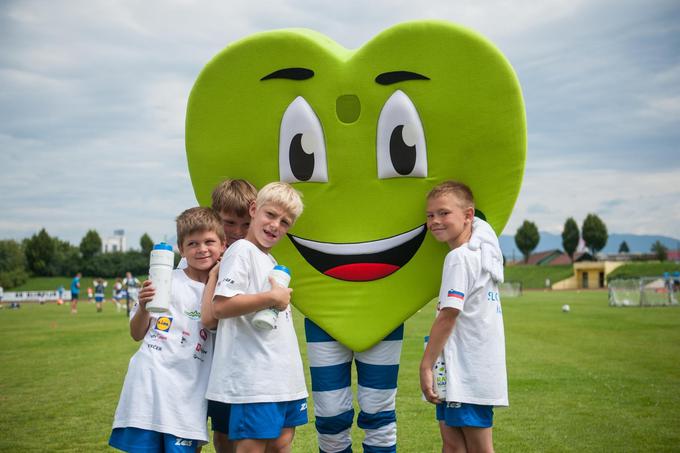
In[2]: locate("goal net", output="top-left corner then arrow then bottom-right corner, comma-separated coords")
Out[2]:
609,277 -> 679,307
500,281 -> 522,298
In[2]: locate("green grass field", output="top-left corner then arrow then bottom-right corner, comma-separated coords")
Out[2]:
1,290 -> 679,452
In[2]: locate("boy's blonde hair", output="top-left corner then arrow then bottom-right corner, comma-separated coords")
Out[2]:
256,182 -> 304,222
427,180 -> 475,209
211,179 -> 257,217
176,207 -> 226,248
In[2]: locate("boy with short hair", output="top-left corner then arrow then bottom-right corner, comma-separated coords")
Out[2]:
420,181 -> 507,453
206,182 -> 308,453
109,207 -> 226,453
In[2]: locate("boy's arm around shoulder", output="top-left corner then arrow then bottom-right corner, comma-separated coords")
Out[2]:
212,276 -> 292,319
200,260 -> 220,329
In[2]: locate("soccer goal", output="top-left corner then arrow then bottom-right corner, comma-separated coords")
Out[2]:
609,277 -> 679,307
500,281 -> 522,298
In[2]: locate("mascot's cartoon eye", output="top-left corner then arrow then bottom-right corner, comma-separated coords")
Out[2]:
376,90 -> 427,179
279,96 -> 328,183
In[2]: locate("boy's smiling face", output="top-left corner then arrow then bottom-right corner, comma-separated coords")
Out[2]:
246,202 -> 294,253
426,194 -> 474,250
180,230 -> 225,272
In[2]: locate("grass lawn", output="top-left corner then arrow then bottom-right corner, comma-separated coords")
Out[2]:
1,290 -> 679,452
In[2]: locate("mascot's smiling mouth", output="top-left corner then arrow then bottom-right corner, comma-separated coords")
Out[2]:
288,225 -> 427,282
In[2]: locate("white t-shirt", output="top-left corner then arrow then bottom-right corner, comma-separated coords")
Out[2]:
206,239 -> 308,404
437,246 -> 508,406
112,269 -> 213,441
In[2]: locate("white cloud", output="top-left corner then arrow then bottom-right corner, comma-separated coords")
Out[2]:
1,0 -> 679,247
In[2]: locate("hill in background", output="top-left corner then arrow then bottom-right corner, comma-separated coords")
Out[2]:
499,232 -> 680,261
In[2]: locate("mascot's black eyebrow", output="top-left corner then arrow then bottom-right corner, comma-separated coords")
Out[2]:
375,71 -> 430,85
261,68 -> 315,81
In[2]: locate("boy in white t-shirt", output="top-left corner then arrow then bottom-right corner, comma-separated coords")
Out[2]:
109,207 -> 226,453
420,181 -> 508,453
206,182 -> 308,453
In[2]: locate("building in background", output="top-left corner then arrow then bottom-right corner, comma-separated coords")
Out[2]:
103,229 -> 126,253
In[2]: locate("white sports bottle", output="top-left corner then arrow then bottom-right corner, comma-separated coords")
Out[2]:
424,336 -> 447,400
145,242 -> 174,313
252,265 -> 291,330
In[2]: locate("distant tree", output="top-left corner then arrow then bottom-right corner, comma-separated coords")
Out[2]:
79,230 -> 102,260
0,239 -> 29,288
24,228 -> 56,276
140,233 -> 154,256
582,214 -> 608,258
618,241 -> 630,254
52,238 -> 81,276
515,220 -> 540,264
561,217 -> 580,263
651,240 -> 668,261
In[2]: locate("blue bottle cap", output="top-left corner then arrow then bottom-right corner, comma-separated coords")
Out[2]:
153,242 -> 173,251
273,264 -> 290,276
424,335 -> 429,342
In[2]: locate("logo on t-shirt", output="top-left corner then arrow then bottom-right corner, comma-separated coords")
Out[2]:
447,290 -> 464,301
154,316 -> 173,332
184,310 -> 201,320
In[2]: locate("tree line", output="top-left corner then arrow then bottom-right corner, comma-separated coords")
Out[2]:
0,229 -> 164,289
514,213 -> 671,263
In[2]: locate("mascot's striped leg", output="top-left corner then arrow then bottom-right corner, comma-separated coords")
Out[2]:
306,319 -> 403,453
306,318 -> 354,453
355,325 -> 402,453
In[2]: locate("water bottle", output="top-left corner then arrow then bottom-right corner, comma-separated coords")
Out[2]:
424,336 -> 447,400
145,242 -> 174,313
252,265 -> 291,330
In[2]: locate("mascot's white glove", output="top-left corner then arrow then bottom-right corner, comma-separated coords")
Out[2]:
468,218 -> 505,284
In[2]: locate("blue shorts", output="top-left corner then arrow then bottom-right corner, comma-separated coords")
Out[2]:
210,398 -> 308,440
109,427 -> 200,453
95,295 -> 104,302
436,402 -> 494,428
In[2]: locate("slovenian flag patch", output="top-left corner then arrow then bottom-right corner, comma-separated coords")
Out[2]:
447,290 -> 464,300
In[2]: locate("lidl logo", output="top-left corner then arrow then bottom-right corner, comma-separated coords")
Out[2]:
155,317 -> 173,332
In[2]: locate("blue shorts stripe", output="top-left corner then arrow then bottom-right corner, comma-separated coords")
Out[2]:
382,324 -> 404,341
310,362 -> 352,391
357,409 -> 396,430
362,444 -> 396,453
315,408 -> 355,435
355,360 -> 399,389
305,318 -> 336,342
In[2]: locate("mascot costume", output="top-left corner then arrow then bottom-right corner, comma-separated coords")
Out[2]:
185,20 -> 525,453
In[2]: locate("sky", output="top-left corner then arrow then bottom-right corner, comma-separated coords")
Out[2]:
1,0 -> 679,249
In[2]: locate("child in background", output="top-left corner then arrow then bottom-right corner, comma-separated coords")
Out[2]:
109,207 -> 226,453
94,278 -> 106,313
420,181 -> 507,453
206,182 -> 308,452
113,278 -> 124,312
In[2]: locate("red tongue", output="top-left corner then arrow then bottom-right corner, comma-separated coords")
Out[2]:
324,263 -> 400,282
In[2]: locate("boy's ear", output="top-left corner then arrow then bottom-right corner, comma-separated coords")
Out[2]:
248,200 -> 257,218
465,206 -> 475,223
177,244 -> 185,257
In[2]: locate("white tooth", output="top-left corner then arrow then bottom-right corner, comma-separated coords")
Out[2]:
290,225 -> 424,256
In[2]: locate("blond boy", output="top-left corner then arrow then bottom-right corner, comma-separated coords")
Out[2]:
206,182 -> 308,453
109,207 -> 226,453
420,181 -> 507,453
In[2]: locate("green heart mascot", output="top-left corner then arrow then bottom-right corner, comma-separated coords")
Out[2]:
186,20 -> 525,452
